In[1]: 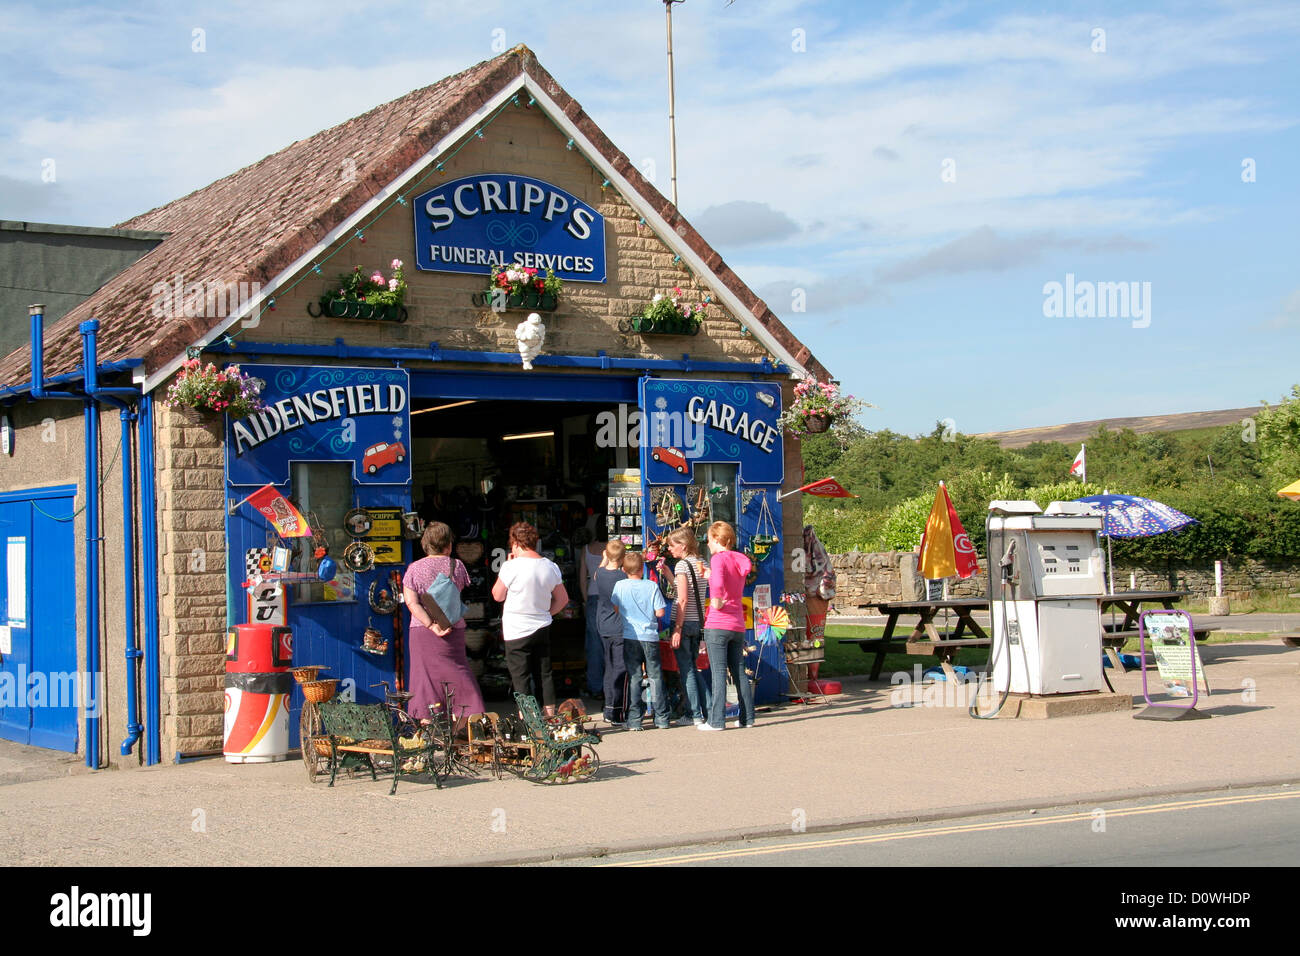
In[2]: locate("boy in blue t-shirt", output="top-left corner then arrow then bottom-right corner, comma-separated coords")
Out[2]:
610,552 -> 668,731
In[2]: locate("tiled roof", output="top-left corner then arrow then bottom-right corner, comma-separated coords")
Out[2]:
0,46 -> 827,387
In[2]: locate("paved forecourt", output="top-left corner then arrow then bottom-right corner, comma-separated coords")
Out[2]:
0,638 -> 1296,866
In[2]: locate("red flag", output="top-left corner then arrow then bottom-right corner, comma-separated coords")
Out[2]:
793,477 -> 857,498
243,484 -> 312,538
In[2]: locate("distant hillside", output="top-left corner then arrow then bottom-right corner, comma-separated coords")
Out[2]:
975,406 -> 1270,449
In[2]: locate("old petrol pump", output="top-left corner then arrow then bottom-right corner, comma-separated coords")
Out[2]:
979,500 -> 1107,716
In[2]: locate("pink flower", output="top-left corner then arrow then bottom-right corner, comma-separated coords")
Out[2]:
388,279 -> 398,291
390,259 -> 403,269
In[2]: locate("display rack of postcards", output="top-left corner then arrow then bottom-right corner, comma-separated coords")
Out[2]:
607,468 -> 643,550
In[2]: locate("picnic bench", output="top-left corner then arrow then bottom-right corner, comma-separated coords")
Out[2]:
838,598 -> 991,680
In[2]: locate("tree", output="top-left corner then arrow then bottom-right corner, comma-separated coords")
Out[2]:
1255,384 -> 1300,487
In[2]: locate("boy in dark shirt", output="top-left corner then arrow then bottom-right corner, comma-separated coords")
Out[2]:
591,540 -> 629,724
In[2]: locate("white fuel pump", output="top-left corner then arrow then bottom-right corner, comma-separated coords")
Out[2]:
982,501 -> 1107,708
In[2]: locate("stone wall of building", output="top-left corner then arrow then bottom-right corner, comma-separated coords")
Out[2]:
156,405 -> 229,758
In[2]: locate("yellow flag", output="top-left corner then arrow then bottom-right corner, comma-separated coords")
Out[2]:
1278,479 -> 1300,501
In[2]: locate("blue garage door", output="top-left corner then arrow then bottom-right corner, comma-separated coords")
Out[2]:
0,486 -> 79,751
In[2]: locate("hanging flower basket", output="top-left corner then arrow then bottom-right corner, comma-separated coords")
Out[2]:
631,287 -> 706,336
776,377 -> 871,448
315,260 -> 408,321
484,265 -> 563,311
164,360 -> 265,420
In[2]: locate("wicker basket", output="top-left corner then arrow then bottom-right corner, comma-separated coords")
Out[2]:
301,679 -> 339,704
291,666 -> 327,684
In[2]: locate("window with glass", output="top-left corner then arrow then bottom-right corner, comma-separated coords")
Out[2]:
289,461 -> 356,604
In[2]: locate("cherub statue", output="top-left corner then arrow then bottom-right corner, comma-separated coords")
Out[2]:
515,312 -> 546,370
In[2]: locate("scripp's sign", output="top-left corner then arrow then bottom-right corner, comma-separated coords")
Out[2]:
412,174 -> 605,282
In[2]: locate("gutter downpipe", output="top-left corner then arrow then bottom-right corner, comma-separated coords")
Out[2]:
80,321 -> 145,762
139,392 -> 161,765
30,306 -> 79,401
30,306 -> 101,767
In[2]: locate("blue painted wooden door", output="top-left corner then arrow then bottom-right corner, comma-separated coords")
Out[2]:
0,487 -> 79,751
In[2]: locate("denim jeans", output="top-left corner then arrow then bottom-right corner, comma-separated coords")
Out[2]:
671,622 -> 705,722
585,596 -> 605,694
622,638 -> 669,729
703,628 -> 754,729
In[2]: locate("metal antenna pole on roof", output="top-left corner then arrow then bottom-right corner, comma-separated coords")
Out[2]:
664,0 -> 686,207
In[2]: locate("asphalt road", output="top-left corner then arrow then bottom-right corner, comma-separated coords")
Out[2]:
537,785 -> 1300,867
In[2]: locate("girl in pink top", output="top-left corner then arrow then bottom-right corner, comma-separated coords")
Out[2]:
698,521 -> 755,731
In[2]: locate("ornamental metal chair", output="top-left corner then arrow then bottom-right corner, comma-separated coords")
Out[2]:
511,692 -> 601,783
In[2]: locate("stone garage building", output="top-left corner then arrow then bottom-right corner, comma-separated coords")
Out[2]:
0,46 -> 830,768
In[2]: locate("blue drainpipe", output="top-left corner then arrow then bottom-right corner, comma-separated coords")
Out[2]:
79,321 -> 143,765
115,405 -> 142,756
139,392 -> 161,765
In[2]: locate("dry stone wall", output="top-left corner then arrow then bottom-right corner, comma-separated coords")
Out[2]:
829,551 -> 1300,611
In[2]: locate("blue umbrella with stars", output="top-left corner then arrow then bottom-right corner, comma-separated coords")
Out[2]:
1074,492 -> 1198,593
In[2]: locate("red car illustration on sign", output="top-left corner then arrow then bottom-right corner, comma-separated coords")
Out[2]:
651,446 -> 688,474
362,441 -> 406,475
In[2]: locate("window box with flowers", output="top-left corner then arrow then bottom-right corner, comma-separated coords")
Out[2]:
777,377 -> 870,447
479,265 -> 563,311
165,360 -> 265,420
310,260 -> 409,322
630,287 -> 706,336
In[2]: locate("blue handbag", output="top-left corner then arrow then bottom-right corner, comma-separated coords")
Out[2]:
424,560 -> 465,628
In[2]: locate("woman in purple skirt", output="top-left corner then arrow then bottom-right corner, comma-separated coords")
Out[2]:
401,521 -> 485,724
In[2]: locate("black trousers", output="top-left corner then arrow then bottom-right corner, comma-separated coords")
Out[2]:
504,625 -> 556,709
601,632 -> 627,722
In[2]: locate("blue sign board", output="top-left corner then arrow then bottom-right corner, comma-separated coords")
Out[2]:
225,365 -> 411,487
639,378 -> 783,485
412,173 -> 606,283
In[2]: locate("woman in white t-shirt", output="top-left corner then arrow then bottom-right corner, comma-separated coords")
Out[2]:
491,521 -> 567,716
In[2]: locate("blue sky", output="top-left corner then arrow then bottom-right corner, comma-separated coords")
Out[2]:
3,0 -> 1297,435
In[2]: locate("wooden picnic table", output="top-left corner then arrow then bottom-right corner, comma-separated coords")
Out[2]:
1099,590 -> 1190,632
1097,590 -> 1210,676
838,598 -> 991,681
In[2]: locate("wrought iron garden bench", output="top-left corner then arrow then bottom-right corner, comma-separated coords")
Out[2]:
318,698 -> 444,795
